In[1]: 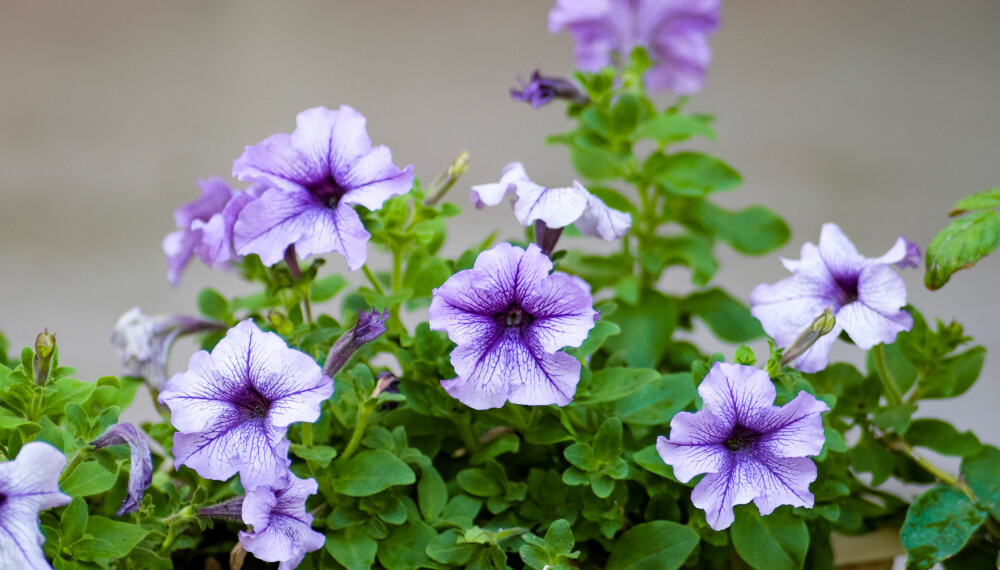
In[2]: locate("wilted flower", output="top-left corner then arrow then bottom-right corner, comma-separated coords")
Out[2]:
549,0 -> 721,94
471,163 -> 631,254
239,474 -> 325,570
232,105 -> 414,270
510,71 -> 588,108
657,363 -> 828,531
90,423 -> 153,516
158,319 -> 333,490
749,223 -> 917,372
0,442 -> 72,569
322,308 -> 389,378
111,307 -> 226,390
429,243 -> 597,409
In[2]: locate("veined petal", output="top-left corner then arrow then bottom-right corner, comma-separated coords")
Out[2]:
698,363 -> 776,428
338,145 -> 414,211
690,453 -> 758,531
173,421 -> 290,490
513,180 -> 590,228
506,349 -> 581,407
521,272 -> 597,352
646,30 -> 712,94
856,263 -> 908,315
748,392 -> 829,458
233,133 -> 321,194
750,455 -> 818,517
240,474 -> 324,568
428,289 -> 503,346
575,193 -> 632,240
656,413 -> 730,483
470,162 -> 527,209
296,106 -> 372,178
818,223 -> 865,281
749,277 -> 831,348
838,301 -> 912,350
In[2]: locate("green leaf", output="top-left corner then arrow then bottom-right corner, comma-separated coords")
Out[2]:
85,516 -> 149,558
418,465 -> 448,523
470,433 -> 520,465
426,529 -> 476,566
290,444 -> 338,467
872,403 -> 918,434
456,468 -> 503,497
633,445 -> 674,480
378,521 -> 442,570
901,486 -> 987,570
125,548 -> 172,570
605,521 -> 699,570
685,288 -> 764,342
614,373 -> 696,426
925,209 -> 1000,289
949,188 -> 1000,215
961,445 -> 1000,518
655,152 -> 741,197
849,427 -> 894,486
196,288 -> 230,321
643,235 -> 718,285
731,505 -> 809,570
333,450 -> 416,496
72,538 -> 118,562
42,377 -> 97,416
602,290 -> 678,367
904,419 -> 981,457
633,112 -> 716,145
690,202 -> 789,255
60,497 -> 89,545
569,142 -> 630,181
326,525 -> 377,570
577,367 -> 659,404
61,461 -> 118,497
734,345 -> 757,366
609,93 -> 641,135
564,443 -> 598,472
311,274 -> 349,302
587,187 -> 636,214
593,417 -> 623,462
568,319 -> 621,360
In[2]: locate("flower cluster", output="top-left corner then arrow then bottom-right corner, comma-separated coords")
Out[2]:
158,319 -> 333,565
749,223 -> 918,372
657,363 -> 829,530
165,105 -> 413,283
430,243 -> 597,410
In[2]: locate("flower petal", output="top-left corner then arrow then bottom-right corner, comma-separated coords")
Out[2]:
470,162 -> 527,209
521,272 -> 597,353
838,301 -> 912,350
513,180 -> 590,228
689,453 -> 758,531
750,455 -> 818,517
656,412 -> 730,483
575,193 -> 632,240
233,133 -> 321,194
240,474 -> 324,568
172,421 -> 291,490
697,363 -> 776,428
747,391 -> 829,458
338,145 -> 414,211
788,323 -> 842,373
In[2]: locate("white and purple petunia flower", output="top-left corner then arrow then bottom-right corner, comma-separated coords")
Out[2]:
549,0 -> 721,94
471,163 -> 631,253
0,441 -> 72,570
429,243 -> 597,410
238,474 -> 325,570
657,363 -> 829,531
510,71 -> 589,108
749,223 -> 918,373
90,423 -> 154,516
232,105 -> 414,270
158,319 -> 333,491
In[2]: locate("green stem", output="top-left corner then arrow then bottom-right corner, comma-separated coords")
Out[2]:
302,293 -> 314,325
391,246 -> 403,293
59,451 -> 87,485
362,264 -> 386,296
494,527 -> 528,541
340,403 -> 372,462
301,423 -> 314,448
159,521 -> 183,556
872,344 -> 904,407
456,420 -> 481,454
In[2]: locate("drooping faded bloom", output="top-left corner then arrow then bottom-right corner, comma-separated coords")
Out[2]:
657,363 -> 828,531
510,71 -> 589,108
470,163 -> 631,254
239,474 -> 325,570
549,0 -> 721,94
111,307 -> 226,390
322,308 -> 389,378
90,423 -> 154,516
158,319 -> 333,491
749,223 -> 917,373
0,442 -> 72,570
429,243 -> 597,410
233,106 -> 414,270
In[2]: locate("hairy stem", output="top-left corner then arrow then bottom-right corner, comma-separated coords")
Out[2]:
362,264 -> 386,296
340,403 -> 372,462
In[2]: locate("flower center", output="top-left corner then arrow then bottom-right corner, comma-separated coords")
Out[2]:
496,304 -> 532,328
237,387 -> 271,420
308,176 -> 347,208
725,425 -> 761,452
830,270 -> 860,306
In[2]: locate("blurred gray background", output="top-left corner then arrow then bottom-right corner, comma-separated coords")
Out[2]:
2,1 -> 998,445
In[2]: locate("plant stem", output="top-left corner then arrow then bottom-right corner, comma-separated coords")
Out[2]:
362,264 -> 386,296
455,420 -> 481,455
391,246 -> 403,293
340,403 -> 372,462
301,422 -> 314,447
872,344 -> 904,407
59,451 -> 87,485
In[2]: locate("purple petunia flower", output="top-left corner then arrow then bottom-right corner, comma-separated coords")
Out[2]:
158,319 -> 333,491
429,243 -> 597,410
111,307 -> 227,390
549,0 -> 721,94
749,223 -> 917,373
657,363 -> 828,531
239,474 -> 325,570
471,163 -> 631,254
90,423 -> 154,516
510,71 -> 589,108
163,177 -> 237,285
0,442 -> 72,570
232,106 -> 414,270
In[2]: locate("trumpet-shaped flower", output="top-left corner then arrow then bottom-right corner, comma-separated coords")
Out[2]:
657,363 -> 828,531
749,223 -> 917,372
0,442 -> 72,570
510,71 -> 588,108
239,474 -> 325,570
90,423 -> 154,515
429,243 -> 597,409
158,319 -> 333,490
233,105 -> 414,270
549,0 -> 721,94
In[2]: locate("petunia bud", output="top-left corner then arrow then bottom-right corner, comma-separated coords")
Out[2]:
510,70 -> 589,108
199,496 -> 245,522
780,308 -> 837,368
425,151 -> 470,206
33,330 -> 56,386
90,423 -> 153,515
534,220 -> 564,256
323,309 -> 389,378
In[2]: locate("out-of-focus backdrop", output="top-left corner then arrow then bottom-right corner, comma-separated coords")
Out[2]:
2,1 -> 998,443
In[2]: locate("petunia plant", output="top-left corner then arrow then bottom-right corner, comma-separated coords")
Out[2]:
3,1 -> 1000,569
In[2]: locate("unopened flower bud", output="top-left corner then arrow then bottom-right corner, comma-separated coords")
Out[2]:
780,308 -> 837,368
535,220 -> 564,256
323,308 -> 389,378
199,496 -> 246,522
90,423 -> 153,515
33,330 -> 56,386
425,151 -> 470,206
510,70 -> 589,108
